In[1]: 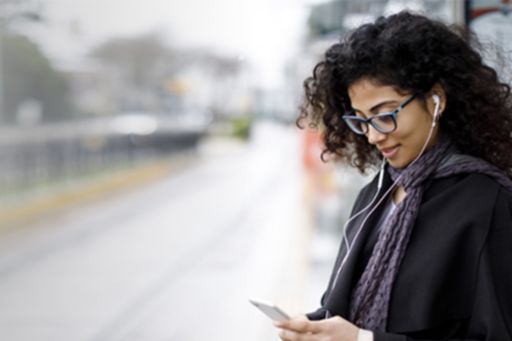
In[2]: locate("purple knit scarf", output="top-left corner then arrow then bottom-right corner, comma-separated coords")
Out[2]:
348,137 -> 512,331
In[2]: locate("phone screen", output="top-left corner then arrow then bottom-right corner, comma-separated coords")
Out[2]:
249,299 -> 290,321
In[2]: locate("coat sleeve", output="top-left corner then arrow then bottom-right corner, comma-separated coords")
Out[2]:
373,187 -> 512,341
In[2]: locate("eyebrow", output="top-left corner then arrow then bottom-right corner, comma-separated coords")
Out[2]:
352,100 -> 400,115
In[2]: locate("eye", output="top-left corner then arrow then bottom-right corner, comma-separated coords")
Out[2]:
376,113 -> 394,123
344,116 -> 367,134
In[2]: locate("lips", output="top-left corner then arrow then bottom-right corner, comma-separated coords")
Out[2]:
379,145 -> 400,158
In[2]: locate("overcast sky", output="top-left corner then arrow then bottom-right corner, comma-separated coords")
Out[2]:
37,0 -> 317,87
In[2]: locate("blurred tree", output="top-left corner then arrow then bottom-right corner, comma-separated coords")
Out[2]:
90,32 -> 176,112
0,0 -> 74,124
90,32 -> 246,117
1,32 -> 75,123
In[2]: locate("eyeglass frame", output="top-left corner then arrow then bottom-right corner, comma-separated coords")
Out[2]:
341,94 -> 417,135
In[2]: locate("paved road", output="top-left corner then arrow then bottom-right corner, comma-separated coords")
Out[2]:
0,122 -> 316,341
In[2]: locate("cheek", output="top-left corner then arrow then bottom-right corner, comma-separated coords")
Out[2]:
398,114 -> 433,143
402,124 -> 435,157
391,123 -> 416,144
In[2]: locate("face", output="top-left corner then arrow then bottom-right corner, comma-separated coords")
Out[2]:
347,78 -> 440,169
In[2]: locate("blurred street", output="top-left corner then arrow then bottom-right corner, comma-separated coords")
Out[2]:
0,122 -> 325,341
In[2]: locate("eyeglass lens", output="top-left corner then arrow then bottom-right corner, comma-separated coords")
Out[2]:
346,114 -> 396,134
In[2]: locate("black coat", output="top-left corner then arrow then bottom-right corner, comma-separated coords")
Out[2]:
307,170 -> 512,340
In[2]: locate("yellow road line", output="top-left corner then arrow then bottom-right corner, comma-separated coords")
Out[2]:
0,156 -> 194,230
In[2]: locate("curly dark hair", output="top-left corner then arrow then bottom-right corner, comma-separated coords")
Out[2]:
298,11 -> 512,176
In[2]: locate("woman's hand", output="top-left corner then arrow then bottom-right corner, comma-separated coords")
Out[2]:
274,315 -> 359,341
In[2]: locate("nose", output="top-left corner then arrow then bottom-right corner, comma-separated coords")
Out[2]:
366,125 -> 386,145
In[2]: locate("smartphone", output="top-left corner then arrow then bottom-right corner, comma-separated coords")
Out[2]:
249,299 -> 290,321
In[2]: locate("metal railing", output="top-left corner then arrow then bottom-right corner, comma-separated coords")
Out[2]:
0,116 -> 208,198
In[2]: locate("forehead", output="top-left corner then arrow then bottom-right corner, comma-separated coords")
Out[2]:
347,78 -> 403,108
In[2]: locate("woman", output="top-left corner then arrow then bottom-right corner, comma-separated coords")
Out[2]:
275,11 -> 512,341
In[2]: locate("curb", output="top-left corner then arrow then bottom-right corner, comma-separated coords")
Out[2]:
0,154 -> 197,231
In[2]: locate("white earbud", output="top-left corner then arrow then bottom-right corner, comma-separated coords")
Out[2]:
432,94 -> 440,105
432,94 -> 441,127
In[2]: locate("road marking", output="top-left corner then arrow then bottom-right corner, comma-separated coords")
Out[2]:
0,156 -> 195,231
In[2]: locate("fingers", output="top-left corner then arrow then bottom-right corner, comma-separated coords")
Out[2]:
274,319 -> 321,334
275,315 -> 359,341
277,328 -> 315,341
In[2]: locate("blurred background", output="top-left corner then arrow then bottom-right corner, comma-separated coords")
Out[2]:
0,0 -> 510,340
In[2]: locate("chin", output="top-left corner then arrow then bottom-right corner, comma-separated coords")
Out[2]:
387,158 -> 411,169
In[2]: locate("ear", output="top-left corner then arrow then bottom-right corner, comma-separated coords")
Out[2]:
428,83 -> 447,117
